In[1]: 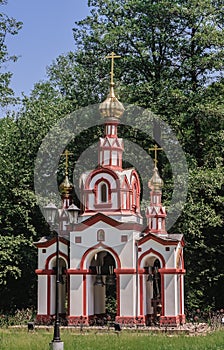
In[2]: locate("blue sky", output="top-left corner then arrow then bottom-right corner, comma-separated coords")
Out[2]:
4,1 -> 90,98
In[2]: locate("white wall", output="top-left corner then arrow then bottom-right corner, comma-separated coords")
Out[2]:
37,276 -> 47,314
164,274 -> 178,316
69,275 -> 83,316
70,222 -> 141,270
119,275 -> 136,316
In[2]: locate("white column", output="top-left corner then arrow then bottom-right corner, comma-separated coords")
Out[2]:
119,275 -> 136,316
37,275 -> 48,315
164,274 -> 178,316
69,275 -> 83,316
94,284 -> 106,314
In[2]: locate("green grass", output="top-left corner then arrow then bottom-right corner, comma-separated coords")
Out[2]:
0,328 -> 224,350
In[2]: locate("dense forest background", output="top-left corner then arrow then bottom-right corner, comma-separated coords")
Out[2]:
0,0 -> 223,314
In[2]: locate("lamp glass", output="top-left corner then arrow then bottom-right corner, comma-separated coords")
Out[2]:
67,204 -> 80,224
43,203 -> 57,224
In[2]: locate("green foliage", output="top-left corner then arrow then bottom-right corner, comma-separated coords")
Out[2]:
0,0 -> 223,313
0,308 -> 35,327
0,1 -> 22,107
0,82 -> 76,309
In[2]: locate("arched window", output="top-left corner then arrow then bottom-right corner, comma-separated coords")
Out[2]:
133,183 -> 137,206
152,218 -> 157,229
101,183 -> 107,202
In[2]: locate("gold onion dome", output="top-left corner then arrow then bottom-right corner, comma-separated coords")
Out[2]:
59,174 -> 74,195
99,83 -> 124,119
99,52 -> 124,119
148,166 -> 163,191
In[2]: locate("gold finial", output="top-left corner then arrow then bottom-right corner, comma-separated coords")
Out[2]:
99,52 -> 124,119
61,149 -> 73,176
148,145 -> 164,190
148,144 -> 163,168
59,150 -> 73,195
106,52 -> 121,85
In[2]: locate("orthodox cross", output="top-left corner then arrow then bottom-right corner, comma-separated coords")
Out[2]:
148,144 -> 163,167
61,149 -> 73,175
105,52 -> 121,85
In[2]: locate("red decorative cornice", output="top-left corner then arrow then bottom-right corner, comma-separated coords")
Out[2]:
34,236 -> 69,248
138,233 -> 179,246
67,269 -> 88,275
159,268 -> 186,275
114,268 -> 136,274
160,315 -> 182,326
80,242 -> 121,269
45,251 -> 68,269
76,212 -> 143,231
85,167 -> 119,188
35,269 -> 54,275
138,248 -> 166,269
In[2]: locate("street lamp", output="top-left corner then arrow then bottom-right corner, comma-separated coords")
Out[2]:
67,203 -> 80,227
43,202 -> 80,350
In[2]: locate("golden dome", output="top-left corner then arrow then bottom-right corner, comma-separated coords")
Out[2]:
59,175 -> 73,195
99,83 -> 124,119
148,166 -> 163,191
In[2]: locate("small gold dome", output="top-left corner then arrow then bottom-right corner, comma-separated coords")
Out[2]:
148,167 -> 163,190
99,83 -> 124,119
59,175 -> 73,195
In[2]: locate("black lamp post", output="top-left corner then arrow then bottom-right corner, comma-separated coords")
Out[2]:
43,202 -> 80,350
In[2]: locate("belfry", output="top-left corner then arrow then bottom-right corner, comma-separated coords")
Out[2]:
35,53 -> 185,327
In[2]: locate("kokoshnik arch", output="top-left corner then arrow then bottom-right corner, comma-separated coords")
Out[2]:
35,52 -> 185,327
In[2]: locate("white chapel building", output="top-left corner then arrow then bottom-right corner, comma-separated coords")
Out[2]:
35,59 -> 185,327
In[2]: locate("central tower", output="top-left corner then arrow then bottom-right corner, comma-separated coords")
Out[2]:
79,52 -> 142,223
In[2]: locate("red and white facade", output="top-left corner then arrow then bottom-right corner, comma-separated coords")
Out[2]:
35,81 -> 185,327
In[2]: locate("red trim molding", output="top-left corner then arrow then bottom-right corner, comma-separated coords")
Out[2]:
68,316 -> 88,326
76,212 -> 142,231
83,275 -> 87,315
35,236 -> 69,248
179,314 -> 186,324
138,248 -> 166,269
67,269 -> 88,275
138,233 -> 179,246
160,315 -> 180,327
47,275 -> 51,315
159,268 -> 186,274
45,251 -> 68,270
35,269 -> 54,275
80,243 -> 121,269
114,268 -> 136,274
94,203 -> 113,209
115,316 -> 145,325
35,314 -> 52,325
161,274 -> 165,316
180,275 -> 183,315
139,275 -> 143,315
85,167 -> 119,188
116,275 -> 120,316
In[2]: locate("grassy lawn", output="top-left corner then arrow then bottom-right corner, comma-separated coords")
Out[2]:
0,328 -> 224,350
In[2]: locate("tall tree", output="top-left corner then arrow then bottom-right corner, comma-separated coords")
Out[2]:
46,0 -> 224,310
0,83 -> 72,310
72,0 -> 223,162
0,0 -> 22,107
0,0 -> 223,312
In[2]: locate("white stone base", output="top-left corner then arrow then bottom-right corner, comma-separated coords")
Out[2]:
49,341 -> 64,350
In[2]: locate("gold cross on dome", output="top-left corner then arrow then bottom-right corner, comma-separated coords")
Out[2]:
148,144 -> 163,167
61,149 -> 73,175
105,52 -> 121,85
